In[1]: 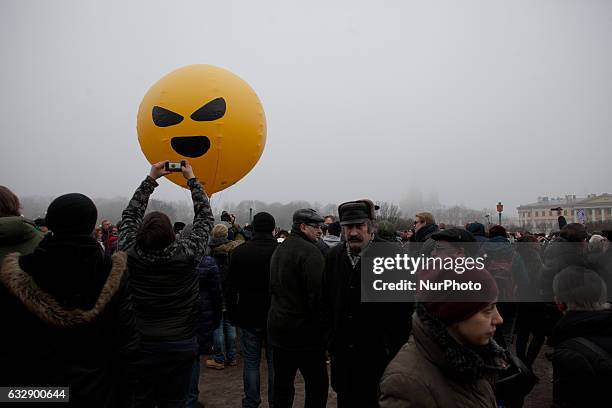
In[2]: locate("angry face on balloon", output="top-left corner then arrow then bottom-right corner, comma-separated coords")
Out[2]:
137,65 -> 267,194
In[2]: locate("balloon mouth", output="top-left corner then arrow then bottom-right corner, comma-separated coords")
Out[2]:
170,136 -> 211,158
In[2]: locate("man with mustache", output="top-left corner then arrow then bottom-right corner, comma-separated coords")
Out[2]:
322,200 -> 413,408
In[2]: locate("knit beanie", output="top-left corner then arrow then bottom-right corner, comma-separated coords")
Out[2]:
418,266 -> 499,325
252,212 -> 275,233
488,225 -> 507,238
46,193 -> 98,236
212,224 -> 229,239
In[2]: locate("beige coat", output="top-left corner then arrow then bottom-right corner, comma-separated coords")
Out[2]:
379,306 -> 505,408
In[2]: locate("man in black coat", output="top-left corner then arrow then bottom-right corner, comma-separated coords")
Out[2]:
226,212 -> 278,408
268,209 -> 327,408
322,199 -> 413,408
550,266 -> 612,408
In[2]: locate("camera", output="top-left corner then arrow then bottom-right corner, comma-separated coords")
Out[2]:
220,211 -> 232,222
165,160 -> 186,172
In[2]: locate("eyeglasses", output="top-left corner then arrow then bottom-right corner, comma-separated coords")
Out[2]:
305,224 -> 322,229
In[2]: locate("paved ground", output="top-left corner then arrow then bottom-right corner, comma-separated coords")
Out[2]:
197,341 -> 553,407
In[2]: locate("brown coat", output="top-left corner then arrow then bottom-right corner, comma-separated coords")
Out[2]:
379,305 -> 506,408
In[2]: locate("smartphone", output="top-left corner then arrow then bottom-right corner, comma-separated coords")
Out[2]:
165,160 -> 185,172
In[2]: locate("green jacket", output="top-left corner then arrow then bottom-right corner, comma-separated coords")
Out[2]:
0,216 -> 43,263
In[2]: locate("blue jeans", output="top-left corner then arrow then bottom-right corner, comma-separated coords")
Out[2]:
186,358 -> 200,408
213,313 -> 237,363
241,327 -> 274,408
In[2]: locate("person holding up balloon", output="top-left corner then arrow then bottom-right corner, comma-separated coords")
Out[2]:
118,160 -> 214,408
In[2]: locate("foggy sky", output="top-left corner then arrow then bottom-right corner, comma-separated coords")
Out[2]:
1,0 -> 611,216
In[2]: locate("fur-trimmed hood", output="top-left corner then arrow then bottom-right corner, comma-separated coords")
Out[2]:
0,251 -> 127,327
414,303 -> 507,382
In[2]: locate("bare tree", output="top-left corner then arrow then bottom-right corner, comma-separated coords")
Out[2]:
376,201 -> 401,225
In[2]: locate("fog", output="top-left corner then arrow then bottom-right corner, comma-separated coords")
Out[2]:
1,0 -> 611,217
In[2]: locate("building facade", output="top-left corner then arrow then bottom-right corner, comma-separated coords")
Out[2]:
517,193 -> 612,232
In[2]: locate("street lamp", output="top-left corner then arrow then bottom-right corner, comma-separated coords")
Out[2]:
485,214 -> 490,226
496,202 -> 504,225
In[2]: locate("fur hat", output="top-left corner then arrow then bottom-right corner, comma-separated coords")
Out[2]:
338,199 -> 376,226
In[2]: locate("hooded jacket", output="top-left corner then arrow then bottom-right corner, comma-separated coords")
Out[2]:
0,216 -> 43,262
550,310 -> 612,408
379,305 -> 506,408
0,242 -> 138,408
118,176 -> 214,343
209,236 -> 243,305
322,234 -> 341,248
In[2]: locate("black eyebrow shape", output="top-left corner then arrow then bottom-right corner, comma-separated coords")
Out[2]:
152,106 -> 184,127
190,97 -> 226,121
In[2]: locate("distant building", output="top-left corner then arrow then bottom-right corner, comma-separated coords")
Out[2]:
517,194 -> 612,232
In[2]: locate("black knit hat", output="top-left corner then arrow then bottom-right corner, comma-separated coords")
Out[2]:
252,212 -> 276,233
46,193 -> 98,236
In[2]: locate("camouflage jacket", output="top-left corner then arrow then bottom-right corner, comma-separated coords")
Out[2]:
118,176 -> 214,263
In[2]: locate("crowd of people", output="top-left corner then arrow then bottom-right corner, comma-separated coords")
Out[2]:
1,163 -> 611,408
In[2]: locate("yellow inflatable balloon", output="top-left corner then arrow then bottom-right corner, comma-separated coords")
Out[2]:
137,64 -> 266,194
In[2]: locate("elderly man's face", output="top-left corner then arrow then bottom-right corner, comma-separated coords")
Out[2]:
300,223 -> 322,242
102,220 -> 112,231
343,223 -> 372,252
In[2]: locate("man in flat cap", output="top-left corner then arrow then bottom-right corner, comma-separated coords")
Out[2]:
268,209 -> 328,407
322,200 -> 413,408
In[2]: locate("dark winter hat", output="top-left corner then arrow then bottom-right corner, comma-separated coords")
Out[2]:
488,225 -> 507,238
466,222 -> 486,237
252,212 -> 276,233
430,228 -> 476,243
327,221 -> 342,237
338,199 -> 376,226
560,223 -> 588,243
292,208 -> 324,226
419,266 -> 499,325
46,193 -> 98,236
